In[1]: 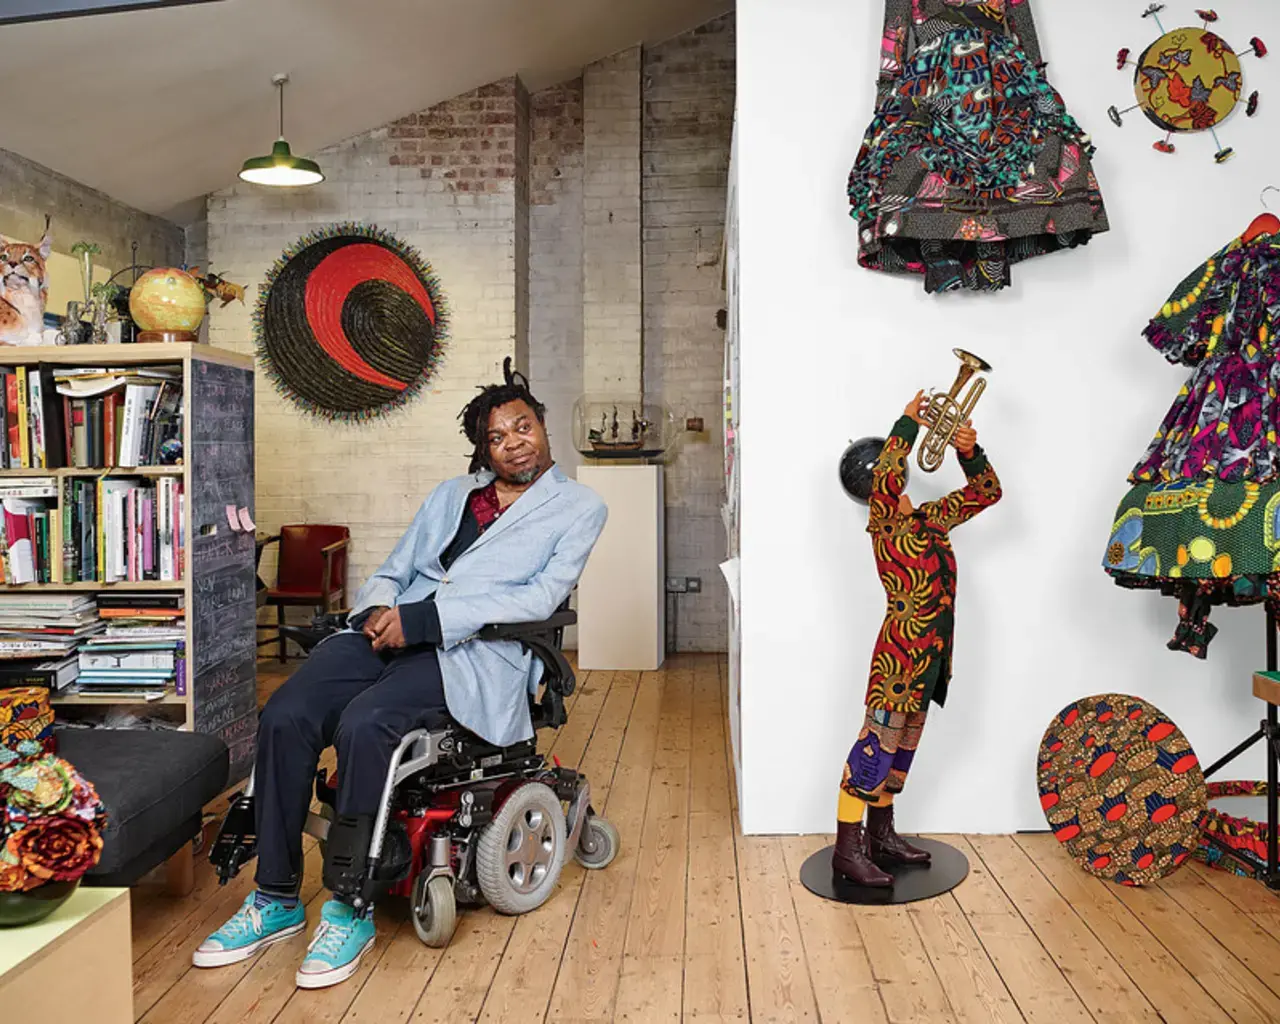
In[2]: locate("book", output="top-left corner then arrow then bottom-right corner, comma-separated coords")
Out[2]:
0,655 -> 79,690
5,372 -> 19,465
97,592 -> 185,610
1,496 -> 44,584
119,383 -> 161,468
15,367 -> 29,468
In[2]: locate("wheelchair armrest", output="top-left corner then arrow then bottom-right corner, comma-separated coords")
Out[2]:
476,609 -> 577,642
279,611 -> 349,654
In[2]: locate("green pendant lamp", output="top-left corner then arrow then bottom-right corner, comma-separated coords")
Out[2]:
239,73 -> 324,187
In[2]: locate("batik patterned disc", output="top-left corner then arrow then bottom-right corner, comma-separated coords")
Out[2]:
254,223 -> 448,422
1037,693 -> 1207,886
1135,28 -> 1242,133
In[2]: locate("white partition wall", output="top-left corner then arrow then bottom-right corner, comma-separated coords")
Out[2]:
737,0 -> 1280,835
576,464 -> 666,671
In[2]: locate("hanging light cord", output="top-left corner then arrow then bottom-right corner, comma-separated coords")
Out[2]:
278,77 -> 286,139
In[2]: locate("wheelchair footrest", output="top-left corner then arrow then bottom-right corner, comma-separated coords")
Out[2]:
209,792 -> 257,885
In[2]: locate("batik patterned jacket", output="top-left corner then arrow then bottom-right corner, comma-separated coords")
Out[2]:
865,416 -> 1001,712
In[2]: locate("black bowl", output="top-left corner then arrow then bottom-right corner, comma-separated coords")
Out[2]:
0,880 -> 79,927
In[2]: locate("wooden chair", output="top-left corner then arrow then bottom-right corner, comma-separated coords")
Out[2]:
256,524 -> 350,662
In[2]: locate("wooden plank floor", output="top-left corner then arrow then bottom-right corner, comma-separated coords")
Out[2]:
129,653 -> 1280,1022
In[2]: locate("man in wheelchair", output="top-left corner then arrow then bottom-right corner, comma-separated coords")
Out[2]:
195,362 -> 610,989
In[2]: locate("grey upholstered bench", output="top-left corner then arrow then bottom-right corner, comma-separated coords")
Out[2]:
56,728 -> 230,890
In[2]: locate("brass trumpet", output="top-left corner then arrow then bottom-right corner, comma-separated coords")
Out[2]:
917,348 -> 992,473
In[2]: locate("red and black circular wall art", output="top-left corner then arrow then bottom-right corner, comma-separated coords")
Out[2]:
254,223 -> 448,421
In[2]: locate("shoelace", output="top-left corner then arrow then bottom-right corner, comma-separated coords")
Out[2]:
221,903 -> 264,941
307,919 -> 354,961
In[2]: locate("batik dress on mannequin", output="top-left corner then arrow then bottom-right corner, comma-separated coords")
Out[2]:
1103,227 -> 1280,656
848,0 -> 1109,293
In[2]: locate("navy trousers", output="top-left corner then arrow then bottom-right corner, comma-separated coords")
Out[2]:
253,632 -> 449,894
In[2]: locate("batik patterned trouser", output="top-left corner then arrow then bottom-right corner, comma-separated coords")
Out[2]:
841,707 -> 928,801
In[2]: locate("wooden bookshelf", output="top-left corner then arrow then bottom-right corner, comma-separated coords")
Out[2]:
51,691 -> 186,707
0,467 -> 185,478
1,344 -> 257,783
2,580 -> 186,591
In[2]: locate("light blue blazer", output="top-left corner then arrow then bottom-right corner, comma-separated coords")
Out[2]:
348,465 -> 607,747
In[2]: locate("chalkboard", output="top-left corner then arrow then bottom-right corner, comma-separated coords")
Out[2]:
190,360 -> 255,529
189,358 -> 257,784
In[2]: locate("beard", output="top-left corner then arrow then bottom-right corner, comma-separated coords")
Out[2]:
510,465 -> 540,484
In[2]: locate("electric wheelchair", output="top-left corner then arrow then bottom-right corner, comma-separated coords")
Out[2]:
208,605 -> 619,948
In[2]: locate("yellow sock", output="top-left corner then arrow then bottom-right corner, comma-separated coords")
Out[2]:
870,792 -> 894,807
837,789 -> 867,823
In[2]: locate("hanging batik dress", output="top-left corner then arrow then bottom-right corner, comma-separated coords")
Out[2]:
1103,233 -> 1280,657
848,0 -> 1109,293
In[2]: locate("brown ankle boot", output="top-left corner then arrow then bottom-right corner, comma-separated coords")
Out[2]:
866,804 -> 931,865
832,820 -> 893,887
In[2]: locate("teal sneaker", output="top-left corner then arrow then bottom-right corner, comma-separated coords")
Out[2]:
295,899 -> 376,989
192,893 -> 306,968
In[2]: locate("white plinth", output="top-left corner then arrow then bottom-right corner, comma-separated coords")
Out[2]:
576,464 -> 665,671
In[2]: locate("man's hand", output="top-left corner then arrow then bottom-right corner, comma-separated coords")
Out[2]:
904,390 -> 930,425
369,607 -> 407,652
361,606 -> 391,639
951,420 -> 977,458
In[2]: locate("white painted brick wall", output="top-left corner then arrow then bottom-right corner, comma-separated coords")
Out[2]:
644,15 -> 735,652
582,48 -> 643,395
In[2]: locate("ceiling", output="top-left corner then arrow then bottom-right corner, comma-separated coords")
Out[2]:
0,0 -> 730,223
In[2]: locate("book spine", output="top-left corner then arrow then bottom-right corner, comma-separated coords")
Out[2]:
103,390 -> 116,467
119,386 -> 138,468
71,399 -> 87,467
16,367 -> 29,469
5,373 -> 18,464
62,477 -> 73,584
0,371 -> 7,469
39,366 -> 65,470
62,396 -> 73,467
27,371 -> 44,469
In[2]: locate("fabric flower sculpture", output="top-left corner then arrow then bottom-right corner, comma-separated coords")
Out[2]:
0,752 -> 106,892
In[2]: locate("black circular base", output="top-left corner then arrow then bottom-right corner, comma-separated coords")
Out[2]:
799,838 -> 968,906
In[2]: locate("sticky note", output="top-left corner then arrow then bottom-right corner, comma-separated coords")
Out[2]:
238,507 -> 256,532
226,505 -> 240,531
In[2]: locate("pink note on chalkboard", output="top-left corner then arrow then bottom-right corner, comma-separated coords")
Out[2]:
238,507 -> 256,532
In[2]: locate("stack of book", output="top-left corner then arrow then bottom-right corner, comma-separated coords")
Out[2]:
68,593 -> 186,700
0,364 -> 183,470
0,593 -> 103,670
0,653 -> 79,693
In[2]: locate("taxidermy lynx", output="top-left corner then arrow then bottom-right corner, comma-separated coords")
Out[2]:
0,223 -> 52,346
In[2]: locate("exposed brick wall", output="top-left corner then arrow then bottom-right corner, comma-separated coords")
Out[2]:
643,14 -> 736,651
0,147 -> 183,275
385,79 -> 519,191
205,78 -> 526,592
582,48 -> 643,395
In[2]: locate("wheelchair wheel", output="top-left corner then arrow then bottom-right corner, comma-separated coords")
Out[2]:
574,814 -> 619,870
411,872 -> 457,948
475,782 -> 566,915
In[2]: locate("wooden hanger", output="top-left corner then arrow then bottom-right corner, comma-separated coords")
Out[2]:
1243,186 -> 1280,242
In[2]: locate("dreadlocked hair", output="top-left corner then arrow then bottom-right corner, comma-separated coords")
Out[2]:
459,357 -> 547,473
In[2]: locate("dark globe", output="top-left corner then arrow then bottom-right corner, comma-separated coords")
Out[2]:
840,436 -> 903,503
